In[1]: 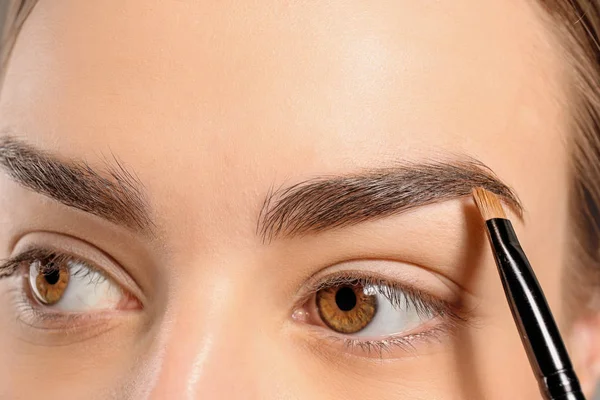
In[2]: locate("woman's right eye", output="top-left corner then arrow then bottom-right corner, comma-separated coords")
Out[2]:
27,253 -> 139,312
0,248 -> 141,318
29,257 -> 70,305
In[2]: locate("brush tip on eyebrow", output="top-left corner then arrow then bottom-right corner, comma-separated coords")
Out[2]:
472,187 -> 508,220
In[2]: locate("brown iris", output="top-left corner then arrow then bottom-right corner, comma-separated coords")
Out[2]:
32,260 -> 70,305
316,282 -> 377,333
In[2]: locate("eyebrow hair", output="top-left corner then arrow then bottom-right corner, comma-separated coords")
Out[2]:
0,135 -> 154,233
258,159 -> 523,242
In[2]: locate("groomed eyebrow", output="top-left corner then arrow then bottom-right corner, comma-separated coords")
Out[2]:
258,159 -> 523,242
0,135 -> 154,233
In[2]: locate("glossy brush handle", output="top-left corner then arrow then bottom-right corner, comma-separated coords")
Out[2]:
551,393 -> 588,400
485,219 -> 585,400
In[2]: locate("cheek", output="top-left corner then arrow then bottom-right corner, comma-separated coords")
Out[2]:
444,324 -> 543,398
0,332 -> 139,398
284,327 -> 540,399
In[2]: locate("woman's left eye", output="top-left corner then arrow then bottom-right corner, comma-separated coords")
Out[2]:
15,250 -> 138,313
297,273 -> 462,352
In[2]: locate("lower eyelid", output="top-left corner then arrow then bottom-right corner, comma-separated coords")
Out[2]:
297,298 -> 466,359
298,317 -> 456,361
7,295 -> 134,347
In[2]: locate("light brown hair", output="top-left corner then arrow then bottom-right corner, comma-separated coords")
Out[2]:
537,0 -> 600,312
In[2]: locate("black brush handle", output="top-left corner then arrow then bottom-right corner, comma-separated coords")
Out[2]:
486,218 -> 585,400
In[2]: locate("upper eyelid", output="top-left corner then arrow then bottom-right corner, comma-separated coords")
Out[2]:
302,272 -> 420,300
296,269 -> 460,318
0,248 -> 46,277
0,248 -> 103,285
309,272 -> 457,311
295,258 -> 458,301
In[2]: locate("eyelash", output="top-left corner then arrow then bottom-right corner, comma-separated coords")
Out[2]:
0,247 -> 104,282
300,271 -> 469,356
328,324 -> 452,358
1,247 -> 72,277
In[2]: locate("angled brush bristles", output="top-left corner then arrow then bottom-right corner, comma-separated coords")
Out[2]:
472,187 -> 507,220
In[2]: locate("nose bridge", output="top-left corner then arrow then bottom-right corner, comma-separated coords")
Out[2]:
146,265 -> 263,399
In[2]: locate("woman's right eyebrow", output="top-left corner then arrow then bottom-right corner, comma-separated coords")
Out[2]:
0,135 -> 154,235
257,159 -> 523,243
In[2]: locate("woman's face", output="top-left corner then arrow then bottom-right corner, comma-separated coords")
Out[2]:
0,1 -> 597,399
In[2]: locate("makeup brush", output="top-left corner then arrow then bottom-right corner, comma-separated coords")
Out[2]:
472,188 -> 585,400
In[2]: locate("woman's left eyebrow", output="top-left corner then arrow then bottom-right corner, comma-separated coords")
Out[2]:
257,159 -> 523,243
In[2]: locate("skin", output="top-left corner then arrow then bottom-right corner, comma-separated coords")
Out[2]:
0,0 -> 598,398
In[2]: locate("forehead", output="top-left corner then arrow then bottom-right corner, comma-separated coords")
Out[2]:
0,0 -> 568,235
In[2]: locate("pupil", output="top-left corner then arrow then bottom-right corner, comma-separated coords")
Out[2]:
43,268 -> 60,285
335,286 -> 357,311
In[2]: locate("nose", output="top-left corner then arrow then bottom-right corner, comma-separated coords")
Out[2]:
148,325 -> 260,399
143,273 -> 303,399
143,274 -> 258,399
